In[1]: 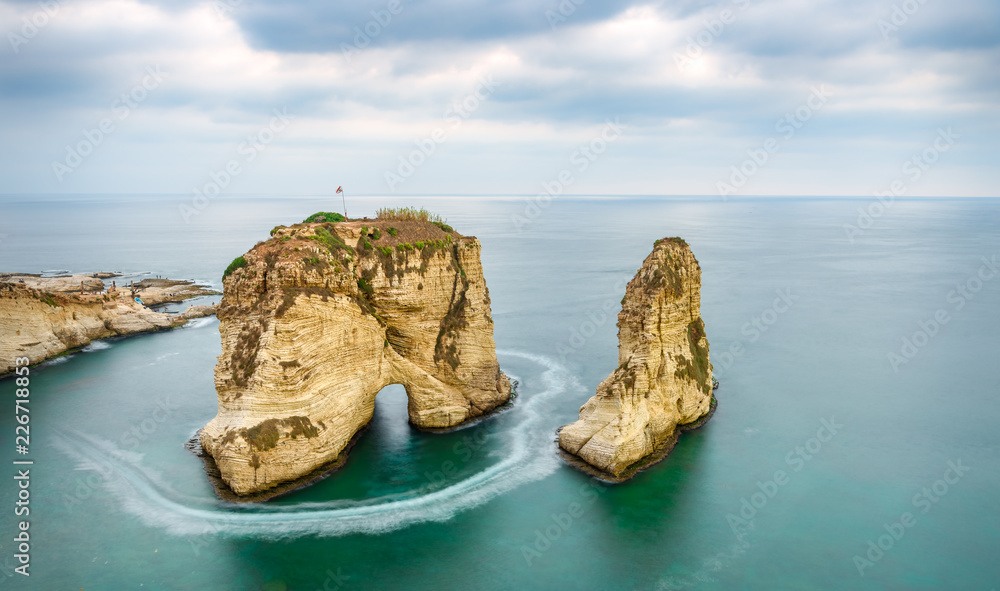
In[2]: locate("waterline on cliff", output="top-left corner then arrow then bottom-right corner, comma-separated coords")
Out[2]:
54,350 -> 580,538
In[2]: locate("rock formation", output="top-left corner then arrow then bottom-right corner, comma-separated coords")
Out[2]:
0,277 -> 218,375
558,238 -> 715,481
199,216 -> 510,497
0,273 -> 104,293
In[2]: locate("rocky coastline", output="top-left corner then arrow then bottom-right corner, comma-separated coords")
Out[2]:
0,272 -> 219,375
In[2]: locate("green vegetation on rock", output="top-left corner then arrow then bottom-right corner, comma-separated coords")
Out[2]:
434,270 -> 470,371
357,278 -> 374,298
303,212 -> 346,224
230,322 -> 262,387
308,225 -> 351,256
223,416 -> 320,453
673,318 -> 712,394
223,256 -> 248,281
376,206 -> 447,226
655,236 -> 688,248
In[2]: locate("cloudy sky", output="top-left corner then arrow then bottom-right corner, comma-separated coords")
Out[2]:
1,0 -> 997,197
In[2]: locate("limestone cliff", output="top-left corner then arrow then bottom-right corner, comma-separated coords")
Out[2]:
558,238 -> 715,481
199,217 -> 510,497
0,280 -> 217,375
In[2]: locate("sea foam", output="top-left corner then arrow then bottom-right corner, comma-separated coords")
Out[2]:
54,350 -> 581,539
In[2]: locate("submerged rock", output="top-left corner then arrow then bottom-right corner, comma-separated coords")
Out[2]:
558,237 -> 715,481
199,217 -> 510,498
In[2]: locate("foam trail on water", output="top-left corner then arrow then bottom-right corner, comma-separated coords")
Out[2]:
82,340 -> 112,352
55,350 -> 580,539
182,316 -> 216,330
40,356 -> 71,367
650,536 -> 755,590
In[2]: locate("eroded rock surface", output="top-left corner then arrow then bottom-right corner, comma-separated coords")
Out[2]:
199,218 -> 510,497
558,238 -> 714,480
0,278 -> 217,375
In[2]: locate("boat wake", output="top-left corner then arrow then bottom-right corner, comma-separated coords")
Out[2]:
54,350 -> 579,539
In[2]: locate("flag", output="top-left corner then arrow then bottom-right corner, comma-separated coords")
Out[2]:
336,186 -> 343,193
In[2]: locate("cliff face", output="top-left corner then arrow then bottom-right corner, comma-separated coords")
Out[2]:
558,238 -> 714,480
199,218 -> 510,497
0,282 -> 216,375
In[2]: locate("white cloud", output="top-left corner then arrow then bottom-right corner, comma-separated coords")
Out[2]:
0,0 -> 996,195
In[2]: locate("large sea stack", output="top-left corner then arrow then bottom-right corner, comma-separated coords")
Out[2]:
199,215 -> 510,497
558,238 -> 715,481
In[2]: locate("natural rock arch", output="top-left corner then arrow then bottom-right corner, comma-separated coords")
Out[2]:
200,218 -> 510,498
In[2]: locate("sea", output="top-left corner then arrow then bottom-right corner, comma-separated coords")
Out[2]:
0,194 -> 997,590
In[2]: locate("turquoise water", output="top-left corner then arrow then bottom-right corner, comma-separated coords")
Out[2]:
1,195 -> 998,590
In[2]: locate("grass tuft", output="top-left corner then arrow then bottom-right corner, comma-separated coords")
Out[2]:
303,212 -> 346,224
375,206 -> 447,225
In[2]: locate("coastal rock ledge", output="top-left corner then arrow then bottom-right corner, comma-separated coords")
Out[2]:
558,238 -> 715,481
200,217 -> 510,497
0,276 -> 217,375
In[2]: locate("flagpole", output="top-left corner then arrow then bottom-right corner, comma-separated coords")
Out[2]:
340,188 -> 348,219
